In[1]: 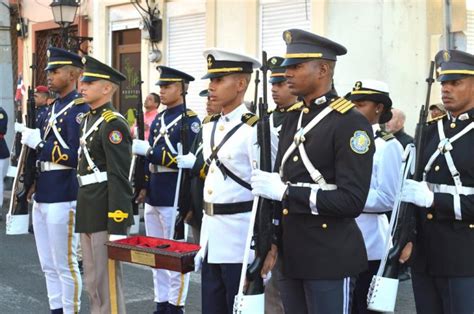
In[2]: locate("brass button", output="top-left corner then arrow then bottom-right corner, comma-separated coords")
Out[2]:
282,208 -> 289,215
450,122 -> 456,129
207,189 -> 213,195
219,125 -> 225,131
154,129 -> 158,133
303,108 -> 310,114
427,213 -> 433,220
210,167 -> 215,174
92,110 -> 96,114
161,147 -> 165,150
64,111 -> 68,115
59,118 -> 63,123
434,165 -> 440,171
87,166 -> 91,171
469,224 -> 474,229
293,155 -> 299,162
57,127 -> 62,132
322,223 -> 328,229
54,141 -> 58,145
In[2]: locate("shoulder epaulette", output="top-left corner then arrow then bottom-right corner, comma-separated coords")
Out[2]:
376,130 -> 395,141
186,109 -> 197,117
242,112 -> 259,126
330,97 -> 354,114
202,114 -> 220,124
287,101 -> 305,112
74,98 -> 86,105
102,110 -> 117,123
427,113 -> 447,124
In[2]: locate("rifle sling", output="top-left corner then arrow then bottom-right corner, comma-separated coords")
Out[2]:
207,120 -> 251,190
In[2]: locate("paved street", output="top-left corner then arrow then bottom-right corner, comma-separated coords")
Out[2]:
0,190 -> 415,314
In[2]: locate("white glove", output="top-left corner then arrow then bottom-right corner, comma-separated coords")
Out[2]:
176,153 -> 197,169
14,122 -> 26,133
109,234 -> 127,241
21,128 -> 42,149
250,169 -> 287,201
401,179 -> 434,208
194,248 -> 205,272
132,139 -> 151,156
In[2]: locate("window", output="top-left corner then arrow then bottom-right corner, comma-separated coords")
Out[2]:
167,13 -> 207,118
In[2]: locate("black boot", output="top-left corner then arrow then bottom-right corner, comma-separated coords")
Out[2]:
167,304 -> 184,314
153,301 -> 169,314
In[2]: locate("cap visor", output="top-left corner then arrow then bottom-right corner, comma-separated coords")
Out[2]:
269,77 -> 287,84
281,58 -> 317,67
437,73 -> 471,82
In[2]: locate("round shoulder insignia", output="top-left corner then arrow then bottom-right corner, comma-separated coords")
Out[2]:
191,121 -> 200,134
284,30 -> 292,45
109,130 -> 123,144
0,113 -> 4,119
76,112 -> 85,124
350,130 -> 371,154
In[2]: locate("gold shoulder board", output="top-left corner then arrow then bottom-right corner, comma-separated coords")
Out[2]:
102,110 -> 117,123
241,113 -> 259,126
330,97 -> 354,114
287,101 -> 305,112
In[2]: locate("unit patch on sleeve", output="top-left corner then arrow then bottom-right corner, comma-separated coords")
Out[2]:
191,121 -> 200,134
350,130 -> 371,154
108,130 -> 123,144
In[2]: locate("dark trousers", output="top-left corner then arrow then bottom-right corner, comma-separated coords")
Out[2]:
264,258 -> 285,314
412,270 -> 474,314
202,257 -> 242,314
279,274 -> 356,314
352,260 -> 380,314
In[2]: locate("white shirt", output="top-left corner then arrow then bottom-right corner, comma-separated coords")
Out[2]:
356,124 -> 403,260
200,104 -> 255,263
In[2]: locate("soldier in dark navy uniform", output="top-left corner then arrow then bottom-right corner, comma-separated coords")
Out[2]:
34,85 -> 51,128
76,55 -> 132,314
399,49 -> 474,314
252,29 -> 374,313
18,47 -> 88,314
132,66 -> 200,314
0,106 -> 8,221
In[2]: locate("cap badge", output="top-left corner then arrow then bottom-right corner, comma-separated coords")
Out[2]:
81,57 -> 87,65
207,55 -> 213,68
354,81 -> 362,90
284,31 -> 292,45
270,58 -> 277,65
443,50 -> 450,62
47,50 -> 51,58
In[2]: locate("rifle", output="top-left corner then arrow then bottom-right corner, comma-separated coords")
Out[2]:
6,54 -> 37,234
174,80 -> 191,240
245,51 -> 273,295
366,61 -> 434,312
129,72 -> 145,233
249,71 -> 260,114
382,61 -> 434,279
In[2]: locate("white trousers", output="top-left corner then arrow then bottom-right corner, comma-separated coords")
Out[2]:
144,204 -> 190,306
33,201 -> 82,313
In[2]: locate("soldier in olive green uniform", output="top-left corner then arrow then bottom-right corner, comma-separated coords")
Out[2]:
76,55 -> 133,314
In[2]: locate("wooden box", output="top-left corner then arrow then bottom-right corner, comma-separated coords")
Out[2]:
106,236 -> 200,273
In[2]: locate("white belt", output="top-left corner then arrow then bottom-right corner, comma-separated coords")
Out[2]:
427,182 -> 474,195
39,161 -> 73,172
149,164 -> 179,173
77,172 -> 108,187
290,182 -> 337,191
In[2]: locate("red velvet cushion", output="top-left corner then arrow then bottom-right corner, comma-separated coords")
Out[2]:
115,236 -> 200,253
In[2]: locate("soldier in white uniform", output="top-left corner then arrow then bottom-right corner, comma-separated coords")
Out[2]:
348,80 -> 403,314
192,48 -> 260,314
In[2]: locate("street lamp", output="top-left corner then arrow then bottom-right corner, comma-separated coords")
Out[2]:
50,0 -> 79,29
50,0 -> 92,54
